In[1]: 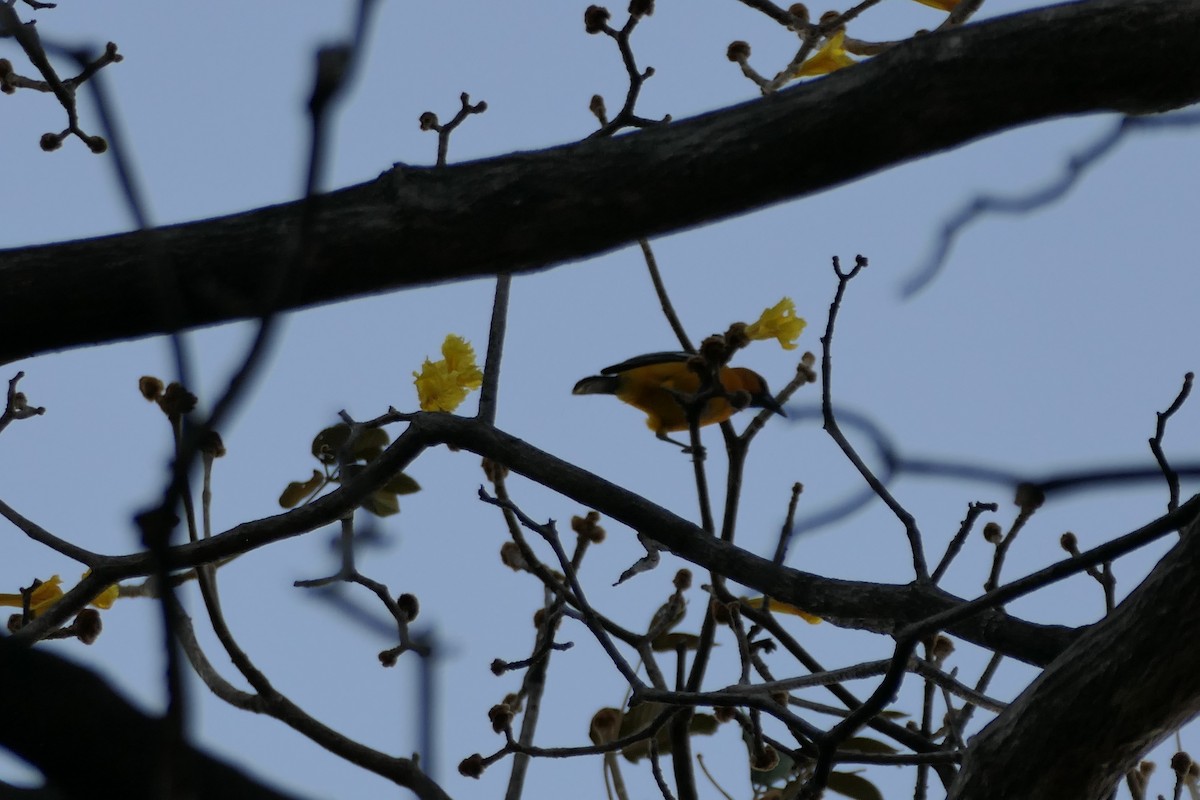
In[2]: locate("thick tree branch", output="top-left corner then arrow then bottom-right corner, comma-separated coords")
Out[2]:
15,413 -> 1078,666
949,515 -> 1200,800
0,0 -> 1197,364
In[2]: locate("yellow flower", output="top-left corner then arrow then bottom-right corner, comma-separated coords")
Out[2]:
414,334 -> 483,412
746,298 -> 806,350
0,575 -> 64,617
83,570 -> 120,610
0,573 -> 121,617
440,335 -> 484,389
792,29 -> 855,79
912,0 -> 959,10
743,596 -> 822,624
414,360 -> 466,412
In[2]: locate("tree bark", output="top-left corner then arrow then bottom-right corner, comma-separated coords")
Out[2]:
0,0 -> 1197,364
950,516 -> 1200,800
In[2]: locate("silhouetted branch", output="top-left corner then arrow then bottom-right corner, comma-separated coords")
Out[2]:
903,110 -> 1200,297
1150,371 -> 1194,513
2,0 -> 1198,364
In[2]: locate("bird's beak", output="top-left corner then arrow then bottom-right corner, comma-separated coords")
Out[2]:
758,394 -> 786,417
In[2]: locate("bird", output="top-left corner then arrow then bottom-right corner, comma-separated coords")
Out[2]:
572,352 -> 784,447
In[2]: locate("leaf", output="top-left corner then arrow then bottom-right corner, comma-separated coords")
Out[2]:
361,489 -> 400,517
350,426 -> 389,461
618,703 -> 717,763
312,424 -> 351,464
311,423 -> 389,464
646,595 -> 685,638
827,771 -> 884,800
383,472 -> 421,495
332,464 -> 405,516
746,730 -> 798,788
839,737 -> 897,755
279,469 -> 323,508
589,708 -> 623,745
614,533 -> 661,586
617,701 -> 663,740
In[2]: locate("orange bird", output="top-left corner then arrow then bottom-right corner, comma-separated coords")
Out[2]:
572,352 -> 784,445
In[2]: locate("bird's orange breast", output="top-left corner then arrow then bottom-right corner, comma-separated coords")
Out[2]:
614,364 -> 740,433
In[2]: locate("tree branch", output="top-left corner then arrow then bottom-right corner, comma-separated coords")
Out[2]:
5,409 -> 1076,665
104,413 -> 1081,666
949,515 -> 1200,799
0,0 -> 1197,364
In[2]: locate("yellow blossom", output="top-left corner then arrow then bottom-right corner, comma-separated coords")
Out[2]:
792,29 -> 855,79
440,335 -> 484,389
746,298 -> 806,350
744,596 -> 822,624
0,575 -> 64,617
0,573 -> 121,617
414,360 -> 467,412
912,0 -> 959,10
414,334 -> 483,412
83,570 -> 120,610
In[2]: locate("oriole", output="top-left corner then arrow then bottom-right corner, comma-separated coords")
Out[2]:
572,352 -> 784,444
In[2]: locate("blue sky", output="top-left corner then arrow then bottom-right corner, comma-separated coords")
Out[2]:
2,1 -> 1198,798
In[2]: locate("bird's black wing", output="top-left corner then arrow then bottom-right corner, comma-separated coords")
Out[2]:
599,352 -> 692,375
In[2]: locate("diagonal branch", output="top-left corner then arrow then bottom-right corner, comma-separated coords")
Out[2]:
949,514 -> 1200,800
5,410 -> 1079,665
0,0 -> 1197,364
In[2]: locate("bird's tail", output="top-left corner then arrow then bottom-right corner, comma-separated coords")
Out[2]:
572,375 -> 620,395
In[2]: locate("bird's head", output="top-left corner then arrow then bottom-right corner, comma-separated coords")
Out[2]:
727,367 -> 785,417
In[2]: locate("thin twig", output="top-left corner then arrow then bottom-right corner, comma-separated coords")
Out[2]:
798,639 -> 919,799
588,10 -> 667,138
734,0 -> 792,26
0,372 -> 45,438
903,494 -> 1200,643
504,515 -> 591,800
649,739 -> 678,800
984,487 -> 1042,592
718,656 -> 1005,713
723,590 -> 949,769
192,537 -> 448,798
952,651 -> 1003,737
915,640 -> 936,800
480,488 -> 646,691
903,111 -> 1200,297
1059,532 -> 1118,615
477,274 -> 512,426
0,6 -> 118,149
59,42 -> 191,390
640,239 -> 694,353
0,498 -> 98,566
932,501 -> 998,584
420,92 -> 488,167
771,482 -> 804,565
635,685 -> 821,744
821,255 -> 928,581
1150,372 -> 1193,514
